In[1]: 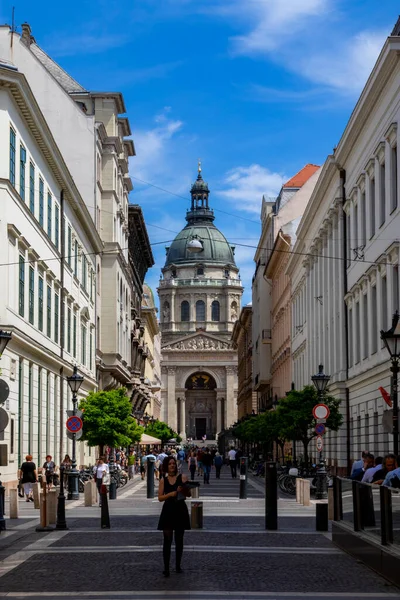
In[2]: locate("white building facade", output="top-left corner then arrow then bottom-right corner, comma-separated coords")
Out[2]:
0,65 -> 102,486
287,31 -> 400,472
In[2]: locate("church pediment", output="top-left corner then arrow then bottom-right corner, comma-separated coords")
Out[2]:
162,332 -> 231,352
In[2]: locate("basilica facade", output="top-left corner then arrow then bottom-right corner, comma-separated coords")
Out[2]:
158,167 -> 243,441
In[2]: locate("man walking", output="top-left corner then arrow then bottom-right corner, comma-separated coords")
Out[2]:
202,448 -> 212,484
228,447 -> 237,478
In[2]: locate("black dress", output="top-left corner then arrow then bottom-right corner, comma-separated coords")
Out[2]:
157,474 -> 191,531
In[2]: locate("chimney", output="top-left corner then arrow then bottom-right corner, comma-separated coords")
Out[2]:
21,23 -> 32,45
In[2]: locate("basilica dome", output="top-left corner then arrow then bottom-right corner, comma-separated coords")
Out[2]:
164,166 -> 237,267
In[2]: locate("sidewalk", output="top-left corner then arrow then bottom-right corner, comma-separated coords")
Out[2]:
0,468 -> 399,599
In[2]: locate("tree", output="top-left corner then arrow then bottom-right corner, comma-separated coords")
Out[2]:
144,419 -> 176,444
276,385 -> 343,465
79,388 -> 143,452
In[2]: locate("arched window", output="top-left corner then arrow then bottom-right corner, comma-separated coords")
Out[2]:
181,300 -> 190,322
211,300 -> 220,321
196,300 -> 205,321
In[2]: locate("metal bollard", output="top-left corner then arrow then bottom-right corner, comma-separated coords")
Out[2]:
147,457 -> 155,499
265,461 -> 278,530
0,476 -> 6,531
239,457 -> 248,499
109,470 -> 117,501
191,501 -> 203,529
191,486 -> 200,499
10,489 -> 19,519
100,484 -> 110,529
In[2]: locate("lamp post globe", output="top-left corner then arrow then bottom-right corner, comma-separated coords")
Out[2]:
380,311 -> 400,456
311,364 -> 331,501
66,366 -> 84,500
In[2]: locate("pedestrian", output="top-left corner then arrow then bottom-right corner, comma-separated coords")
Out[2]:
140,454 -> 147,480
214,452 -> 223,479
177,447 -> 186,473
228,447 -> 237,478
61,454 -> 72,488
202,448 -> 212,484
128,451 -> 136,480
158,456 -> 191,577
18,455 -> 37,502
351,450 -> 368,477
188,451 -> 197,480
42,455 -> 56,489
362,456 -> 383,483
351,452 -> 374,481
197,448 -> 204,477
94,456 -> 109,506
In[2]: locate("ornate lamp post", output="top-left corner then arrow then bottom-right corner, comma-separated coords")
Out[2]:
311,364 -> 330,500
66,365 -> 84,500
143,413 -> 150,427
380,311 -> 400,456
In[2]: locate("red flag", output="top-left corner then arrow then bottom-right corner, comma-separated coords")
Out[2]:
379,386 -> 392,408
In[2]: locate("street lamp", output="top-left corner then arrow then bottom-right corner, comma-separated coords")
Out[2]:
311,364 -> 330,500
66,365 -> 84,500
143,413 -> 150,427
381,311 -> 400,456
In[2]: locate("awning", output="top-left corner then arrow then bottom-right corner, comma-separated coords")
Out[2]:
141,433 -> 161,445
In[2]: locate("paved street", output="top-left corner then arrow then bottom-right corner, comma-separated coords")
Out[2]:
0,467 -> 399,600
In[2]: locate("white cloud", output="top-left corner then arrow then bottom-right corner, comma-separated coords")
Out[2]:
45,33 -> 129,57
217,164 -> 285,214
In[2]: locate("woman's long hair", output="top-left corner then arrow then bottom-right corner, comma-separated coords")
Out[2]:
162,455 -> 178,476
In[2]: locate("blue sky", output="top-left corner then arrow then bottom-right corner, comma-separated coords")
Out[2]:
1,0 -> 398,304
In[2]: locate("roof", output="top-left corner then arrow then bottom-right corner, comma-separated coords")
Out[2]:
283,164 -> 320,189
29,43 -> 86,93
164,223 -> 237,267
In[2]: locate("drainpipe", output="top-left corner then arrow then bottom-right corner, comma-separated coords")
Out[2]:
59,189 -> 65,464
339,169 -> 351,476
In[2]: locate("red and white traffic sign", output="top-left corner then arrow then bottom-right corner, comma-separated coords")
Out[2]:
316,435 -> 323,451
66,415 -> 83,433
312,404 -> 330,420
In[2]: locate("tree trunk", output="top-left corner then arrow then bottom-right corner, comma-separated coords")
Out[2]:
302,439 -> 309,466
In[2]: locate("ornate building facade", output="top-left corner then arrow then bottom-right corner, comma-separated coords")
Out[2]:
158,166 -> 243,440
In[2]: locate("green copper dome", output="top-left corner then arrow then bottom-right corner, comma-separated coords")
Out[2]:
165,223 -> 236,267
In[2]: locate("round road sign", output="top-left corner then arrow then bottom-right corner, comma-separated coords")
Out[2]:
315,423 -> 326,435
312,404 -> 330,420
316,435 -> 323,451
0,379 -> 10,404
66,415 -> 83,433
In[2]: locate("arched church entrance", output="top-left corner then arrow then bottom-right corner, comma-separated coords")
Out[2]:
185,372 -> 217,440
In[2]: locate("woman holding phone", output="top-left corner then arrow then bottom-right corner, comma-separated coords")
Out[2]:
158,455 -> 191,577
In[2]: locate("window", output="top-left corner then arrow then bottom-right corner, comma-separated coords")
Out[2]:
196,300 -> 205,321
363,293 -> 369,360
54,292 -> 59,343
19,255 -> 25,317
361,191 -> 366,246
355,302 -> 360,364
197,266 -> 204,276
38,276 -> 44,331
29,163 -> 35,213
81,324 -> 86,365
67,227 -> 72,267
391,145 -> 398,212
47,192 -> 52,239
380,161 -> 386,226
382,276 -> 388,332
28,267 -> 34,325
9,127 -> 16,186
369,177 -> 375,238
74,240 -> 78,277
211,300 -> 220,321
171,268 -> 177,278
348,308 -> 353,367
89,331 -> 93,370
73,312 -> 77,358
20,145 -> 26,201
82,254 -> 87,291
224,269 -> 230,278
39,179 -> 44,227
90,270 -> 93,302
346,213 -> 351,267
47,284 -> 51,338
393,266 -> 399,314
371,285 -> 377,353
67,306 -> 71,353
181,300 -> 190,322
10,417 -> 14,455
55,205 -> 59,250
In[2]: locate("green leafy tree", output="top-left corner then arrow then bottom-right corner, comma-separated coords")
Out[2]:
276,385 -> 343,465
145,419 -> 175,444
79,388 -> 143,453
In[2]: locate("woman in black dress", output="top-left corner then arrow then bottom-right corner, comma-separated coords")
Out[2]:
158,456 -> 191,577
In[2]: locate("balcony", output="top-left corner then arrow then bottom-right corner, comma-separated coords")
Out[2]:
158,277 -> 242,288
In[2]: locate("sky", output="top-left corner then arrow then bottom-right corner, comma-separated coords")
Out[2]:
1,0 -> 399,305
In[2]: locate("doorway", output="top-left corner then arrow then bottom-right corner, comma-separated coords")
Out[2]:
195,418 -> 207,439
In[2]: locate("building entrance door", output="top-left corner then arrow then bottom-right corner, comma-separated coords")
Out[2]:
195,418 -> 207,440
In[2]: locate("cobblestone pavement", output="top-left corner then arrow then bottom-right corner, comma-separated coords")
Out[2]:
0,467 -> 399,600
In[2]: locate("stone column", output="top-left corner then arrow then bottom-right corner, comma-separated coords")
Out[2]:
170,290 -> 176,332
225,366 -> 236,428
181,397 -> 186,438
167,367 -> 177,432
216,397 -> 222,435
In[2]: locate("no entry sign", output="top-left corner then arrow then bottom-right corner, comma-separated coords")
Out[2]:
66,415 -> 83,433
